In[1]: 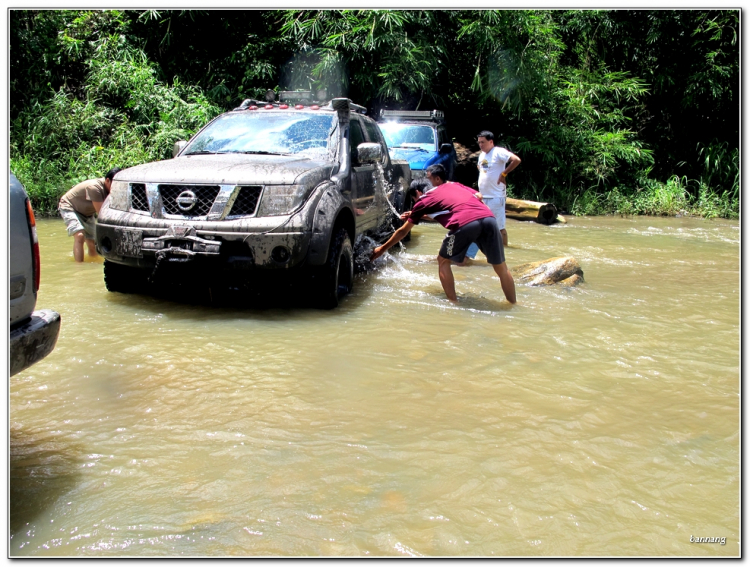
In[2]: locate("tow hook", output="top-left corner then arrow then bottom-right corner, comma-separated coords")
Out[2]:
145,226 -> 221,283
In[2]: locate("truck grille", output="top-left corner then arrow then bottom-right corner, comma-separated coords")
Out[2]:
130,184 -> 149,212
160,185 -> 221,217
229,186 -> 262,216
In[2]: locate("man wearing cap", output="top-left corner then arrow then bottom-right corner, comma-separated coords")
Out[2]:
58,167 -> 120,262
464,131 -> 521,260
371,163 -> 516,304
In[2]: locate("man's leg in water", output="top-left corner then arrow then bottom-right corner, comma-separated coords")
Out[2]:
437,255 -> 458,301
492,261 -> 516,303
85,237 -> 98,257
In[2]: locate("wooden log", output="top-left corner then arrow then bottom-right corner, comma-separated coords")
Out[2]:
505,198 -> 559,225
510,256 -> 584,286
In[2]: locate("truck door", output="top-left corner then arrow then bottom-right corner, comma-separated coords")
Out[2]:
349,117 -> 378,232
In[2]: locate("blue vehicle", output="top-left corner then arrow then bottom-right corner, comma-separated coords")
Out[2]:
378,110 -> 457,181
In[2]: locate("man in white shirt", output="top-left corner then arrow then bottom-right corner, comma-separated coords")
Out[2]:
465,130 -> 521,259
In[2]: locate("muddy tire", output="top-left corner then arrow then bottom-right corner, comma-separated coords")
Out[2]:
313,228 -> 354,309
103,260 -> 148,294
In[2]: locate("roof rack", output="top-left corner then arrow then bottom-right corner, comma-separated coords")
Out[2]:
233,94 -> 367,115
380,109 -> 444,122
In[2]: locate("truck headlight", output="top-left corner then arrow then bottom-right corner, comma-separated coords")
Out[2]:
108,180 -> 129,211
256,185 -> 312,216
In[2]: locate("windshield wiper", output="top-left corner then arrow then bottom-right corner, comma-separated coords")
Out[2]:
391,146 -> 430,153
185,150 -> 224,155
234,150 -> 289,155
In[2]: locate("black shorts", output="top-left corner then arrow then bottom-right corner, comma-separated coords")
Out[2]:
439,217 -> 505,265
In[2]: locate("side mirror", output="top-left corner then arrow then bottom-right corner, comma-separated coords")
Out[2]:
439,143 -> 453,155
173,140 -> 187,158
357,142 -> 383,164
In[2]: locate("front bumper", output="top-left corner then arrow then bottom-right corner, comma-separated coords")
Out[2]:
96,222 -> 312,270
10,309 -> 61,376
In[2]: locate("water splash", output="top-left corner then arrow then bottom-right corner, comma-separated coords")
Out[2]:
351,163 -> 409,271
353,234 -> 381,269
374,162 -> 404,220
353,233 -> 406,273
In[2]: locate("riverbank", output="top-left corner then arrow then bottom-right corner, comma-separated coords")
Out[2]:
451,143 -> 738,220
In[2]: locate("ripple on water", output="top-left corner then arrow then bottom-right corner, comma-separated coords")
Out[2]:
9,217 -> 740,557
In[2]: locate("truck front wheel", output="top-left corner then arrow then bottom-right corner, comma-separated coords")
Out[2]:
314,228 -> 353,309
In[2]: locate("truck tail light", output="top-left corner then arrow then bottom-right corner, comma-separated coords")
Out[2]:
26,199 -> 40,293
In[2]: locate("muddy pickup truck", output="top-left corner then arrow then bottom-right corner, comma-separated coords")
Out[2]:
96,93 -> 411,308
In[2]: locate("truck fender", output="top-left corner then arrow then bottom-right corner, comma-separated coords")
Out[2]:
307,184 -> 353,266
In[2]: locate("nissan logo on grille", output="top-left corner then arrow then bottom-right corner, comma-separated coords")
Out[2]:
176,190 -> 198,212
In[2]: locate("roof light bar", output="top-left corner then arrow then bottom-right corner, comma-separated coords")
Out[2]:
380,109 -> 445,121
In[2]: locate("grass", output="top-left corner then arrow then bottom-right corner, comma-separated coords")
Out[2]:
512,174 -> 738,220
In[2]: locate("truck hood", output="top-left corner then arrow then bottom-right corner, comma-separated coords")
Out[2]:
388,147 -> 437,170
116,154 -> 336,185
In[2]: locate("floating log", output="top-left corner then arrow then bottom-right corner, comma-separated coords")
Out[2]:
506,198 -> 559,225
510,256 -> 584,286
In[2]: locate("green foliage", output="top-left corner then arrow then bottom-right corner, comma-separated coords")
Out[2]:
695,141 -> 739,200
553,175 -> 737,219
11,18 -> 221,213
280,10 -> 447,105
456,10 -> 563,114
10,9 -> 739,218
515,68 -> 654,193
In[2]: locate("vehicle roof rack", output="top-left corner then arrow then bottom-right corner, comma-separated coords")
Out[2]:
233,93 -> 367,114
380,109 -> 445,122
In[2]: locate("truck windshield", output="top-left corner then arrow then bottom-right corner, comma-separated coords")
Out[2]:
184,112 -> 338,158
379,123 -> 436,152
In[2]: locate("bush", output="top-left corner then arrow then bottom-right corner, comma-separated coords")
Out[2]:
11,37 -> 221,215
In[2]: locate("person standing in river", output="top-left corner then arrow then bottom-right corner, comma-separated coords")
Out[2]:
464,131 -> 521,260
371,164 -> 516,304
58,167 -> 121,262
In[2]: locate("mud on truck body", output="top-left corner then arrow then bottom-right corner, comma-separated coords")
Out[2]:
96,93 -> 411,308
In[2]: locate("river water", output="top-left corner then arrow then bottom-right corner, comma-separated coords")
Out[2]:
10,215 -> 739,557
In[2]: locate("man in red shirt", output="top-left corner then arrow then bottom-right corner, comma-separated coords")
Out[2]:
371,164 -> 516,304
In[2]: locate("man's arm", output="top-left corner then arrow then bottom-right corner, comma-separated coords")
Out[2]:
370,221 -> 414,261
92,200 -> 104,214
498,153 -> 521,184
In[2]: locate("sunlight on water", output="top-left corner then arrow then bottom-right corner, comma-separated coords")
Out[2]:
10,215 -> 739,557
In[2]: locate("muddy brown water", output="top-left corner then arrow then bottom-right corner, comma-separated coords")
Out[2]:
11,215 -> 739,556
